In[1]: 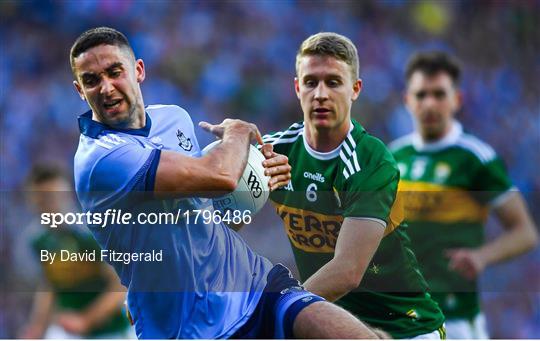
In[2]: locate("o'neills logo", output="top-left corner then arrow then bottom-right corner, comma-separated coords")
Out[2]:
303,171 -> 325,183
275,204 -> 343,253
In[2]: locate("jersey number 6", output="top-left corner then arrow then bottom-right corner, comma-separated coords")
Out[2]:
306,183 -> 317,202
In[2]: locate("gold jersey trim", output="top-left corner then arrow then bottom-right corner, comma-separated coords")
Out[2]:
398,180 -> 488,223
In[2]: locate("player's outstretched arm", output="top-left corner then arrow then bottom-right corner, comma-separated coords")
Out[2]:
303,218 -> 384,302
155,119 -> 262,194
447,192 -> 538,279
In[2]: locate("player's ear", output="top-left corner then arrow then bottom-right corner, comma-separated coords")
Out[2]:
294,77 -> 300,99
73,81 -> 85,101
135,59 -> 145,83
455,88 -> 463,111
351,78 -> 362,101
403,86 -> 413,111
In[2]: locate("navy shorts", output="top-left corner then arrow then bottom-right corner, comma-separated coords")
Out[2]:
230,264 -> 325,339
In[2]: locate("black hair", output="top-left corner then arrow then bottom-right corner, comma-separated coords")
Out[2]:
405,51 -> 461,85
70,26 -> 133,73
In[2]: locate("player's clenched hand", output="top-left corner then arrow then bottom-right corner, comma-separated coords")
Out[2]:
261,143 -> 291,191
445,248 -> 486,280
56,312 -> 91,334
199,119 -> 263,144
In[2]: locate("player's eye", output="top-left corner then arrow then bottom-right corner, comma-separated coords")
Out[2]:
327,79 -> 341,87
414,90 -> 447,100
432,89 -> 447,100
109,69 -> 122,78
415,90 -> 427,100
305,79 -> 317,88
82,76 -> 99,87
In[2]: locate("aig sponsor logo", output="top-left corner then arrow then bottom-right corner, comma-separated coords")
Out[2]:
275,204 -> 343,253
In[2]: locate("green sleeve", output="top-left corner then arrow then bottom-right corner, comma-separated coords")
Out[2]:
472,157 -> 513,204
342,161 -> 399,222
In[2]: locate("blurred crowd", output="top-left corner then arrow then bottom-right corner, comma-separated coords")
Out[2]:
1,0 -> 538,338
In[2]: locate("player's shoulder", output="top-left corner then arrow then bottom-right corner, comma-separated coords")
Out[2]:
349,121 -> 396,166
453,132 -> 498,164
147,104 -> 192,123
388,133 -> 415,154
263,122 -> 304,155
339,121 -> 397,180
76,132 -> 137,160
74,131 -> 146,190
262,121 -> 304,146
146,104 -> 188,115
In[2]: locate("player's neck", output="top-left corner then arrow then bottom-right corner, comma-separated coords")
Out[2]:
305,120 -> 350,152
93,107 -> 146,130
420,122 -> 452,143
129,110 -> 146,129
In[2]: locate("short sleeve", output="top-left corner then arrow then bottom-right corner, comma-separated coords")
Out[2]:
341,161 -> 400,224
472,157 -> 513,205
86,143 -> 160,211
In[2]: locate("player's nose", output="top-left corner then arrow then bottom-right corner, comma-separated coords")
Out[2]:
314,83 -> 328,102
100,77 -> 115,96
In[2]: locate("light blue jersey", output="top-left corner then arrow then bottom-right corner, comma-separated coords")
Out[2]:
74,104 -> 273,339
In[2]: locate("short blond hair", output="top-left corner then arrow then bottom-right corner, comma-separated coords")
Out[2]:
296,32 -> 360,81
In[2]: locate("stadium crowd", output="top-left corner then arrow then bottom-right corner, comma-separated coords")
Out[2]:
1,0 -> 538,338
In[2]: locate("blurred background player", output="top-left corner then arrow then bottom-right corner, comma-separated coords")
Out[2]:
389,51 -> 538,338
18,164 -> 132,339
264,32 -> 445,339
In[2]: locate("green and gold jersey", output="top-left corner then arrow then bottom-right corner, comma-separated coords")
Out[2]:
31,227 -> 129,336
265,119 -> 444,339
390,121 -> 513,320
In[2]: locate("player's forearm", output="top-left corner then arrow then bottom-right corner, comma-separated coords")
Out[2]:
303,259 -> 361,302
479,193 -> 539,266
477,224 -> 538,267
208,127 -> 252,185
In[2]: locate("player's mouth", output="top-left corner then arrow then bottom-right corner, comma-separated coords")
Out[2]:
103,99 -> 123,112
421,114 -> 440,125
313,107 -> 331,116
313,108 -> 330,115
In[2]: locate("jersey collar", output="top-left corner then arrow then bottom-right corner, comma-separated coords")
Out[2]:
78,110 -> 152,139
412,120 -> 463,152
302,120 -> 357,160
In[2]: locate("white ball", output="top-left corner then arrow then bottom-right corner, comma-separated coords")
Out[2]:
202,141 -> 270,216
